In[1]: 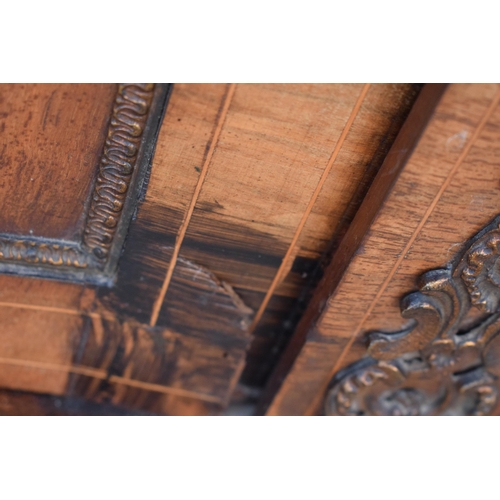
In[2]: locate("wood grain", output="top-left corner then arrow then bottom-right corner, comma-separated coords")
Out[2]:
0,84 -> 116,239
149,84 -> 236,326
0,308 -> 82,395
145,83 -> 422,389
264,84 -> 500,415
0,389 -> 155,415
247,83 -> 423,386
0,83 -> 436,415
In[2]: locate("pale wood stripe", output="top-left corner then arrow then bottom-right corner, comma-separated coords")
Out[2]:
0,301 -> 100,317
306,85 -> 500,415
109,375 -> 222,404
0,356 -> 223,404
248,84 -> 372,333
149,83 -> 237,327
0,301 -> 80,315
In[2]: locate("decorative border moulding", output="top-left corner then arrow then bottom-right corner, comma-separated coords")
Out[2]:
0,83 -> 171,285
325,214 -> 500,416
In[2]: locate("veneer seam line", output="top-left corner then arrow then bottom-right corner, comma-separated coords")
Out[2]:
248,83 -> 372,333
0,356 -> 223,403
0,301 -> 93,316
149,83 -> 237,327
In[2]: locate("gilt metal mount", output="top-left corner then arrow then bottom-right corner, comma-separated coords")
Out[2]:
325,215 -> 500,416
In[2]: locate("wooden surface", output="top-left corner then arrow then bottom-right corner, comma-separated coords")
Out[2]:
0,389 -> 154,415
0,84 -> 254,415
242,83 -> 422,386
264,83 -> 500,415
141,83 -> 422,394
0,82 -> 456,415
0,84 -> 167,286
0,84 -> 116,239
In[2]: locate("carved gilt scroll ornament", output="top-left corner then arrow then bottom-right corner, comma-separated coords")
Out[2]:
325,215 -> 500,416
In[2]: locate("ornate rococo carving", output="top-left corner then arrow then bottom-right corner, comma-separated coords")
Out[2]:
325,215 -> 500,416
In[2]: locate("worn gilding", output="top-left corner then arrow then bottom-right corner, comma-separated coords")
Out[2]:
325,215 -> 500,416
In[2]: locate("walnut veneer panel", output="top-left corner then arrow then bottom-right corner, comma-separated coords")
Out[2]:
141,83 -> 421,392
0,84 -> 168,284
0,308 -> 83,395
244,83 -> 421,385
0,84 -> 116,239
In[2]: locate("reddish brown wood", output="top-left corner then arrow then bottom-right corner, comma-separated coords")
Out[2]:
259,84 -> 448,414
264,84 -> 500,416
0,83 -> 460,416
0,84 -> 116,239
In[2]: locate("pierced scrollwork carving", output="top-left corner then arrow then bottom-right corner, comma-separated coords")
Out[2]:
325,215 -> 500,416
